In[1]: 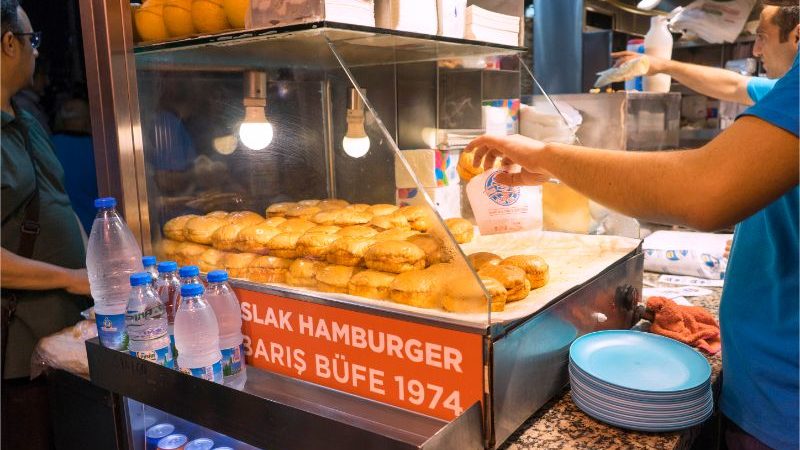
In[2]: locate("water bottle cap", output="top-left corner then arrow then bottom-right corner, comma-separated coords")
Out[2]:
179,265 -> 200,278
94,197 -> 117,209
142,256 -> 157,267
206,270 -> 228,283
130,272 -> 152,286
180,283 -> 204,297
157,261 -> 178,273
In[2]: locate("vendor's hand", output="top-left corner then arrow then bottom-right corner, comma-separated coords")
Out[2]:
465,134 -> 552,186
63,269 -> 90,296
611,51 -> 664,76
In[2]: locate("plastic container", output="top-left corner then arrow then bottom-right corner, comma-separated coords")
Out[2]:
156,261 -> 182,361
126,273 -> 174,368
205,270 -> 247,389
625,39 -> 645,91
174,284 -> 223,382
143,256 -> 159,286
644,16 -> 673,93
87,197 -> 143,351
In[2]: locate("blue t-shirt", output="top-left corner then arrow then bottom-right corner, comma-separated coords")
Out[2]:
51,132 -> 99,234
721,55 -> 799,450
746,76 -> 778,104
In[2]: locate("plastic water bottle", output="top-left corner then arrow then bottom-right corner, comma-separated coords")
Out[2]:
179,265 -> 203,286
126,273 -> 174,368
644,16 -> 673,93
205,270 -> 246,389
174,284 -> 222,382
86,197 -> 143,350
143,256 -> 158,286
156,261 -> 181,360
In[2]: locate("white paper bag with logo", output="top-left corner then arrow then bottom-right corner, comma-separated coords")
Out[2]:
466,169 -> 543,235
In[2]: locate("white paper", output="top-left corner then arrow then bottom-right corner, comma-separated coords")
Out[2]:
466,169 -> 542,235
643,286 -> 714,299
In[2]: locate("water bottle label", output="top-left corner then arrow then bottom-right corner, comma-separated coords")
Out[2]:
130,344 -> 174,369
221,344 -> 244,378
95,313 -> 128,351
181,361 -> 222,382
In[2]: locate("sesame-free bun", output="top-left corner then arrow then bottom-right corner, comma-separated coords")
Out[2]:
164,214 -> 197,241
477,264 -> 531,302
442,276 -> 507,313
316,265 -> 361,294
374,228 -> 420,242
445,217 -> 474,244
286,259 -> 325,287
306,225 -> 341,235
406,234 -> 452,266
348,270 -> 396,300
198,248 -> 227,273
365,240 -> 426,273
222,252 -> 257,279
500,255 -> 550,289
175,242 -> 208,266
277,218 -> 316,234
285,205 -> 321,220
235,223 -> 281,254
266,232 -> 303,259
366,204 -> 399,217
336,225 -> 378,239
266,202 -> 296,218
389,270 -> 440,309
211,223 -> 247,251
369,213 -> 410,231
225,211 -> 264,227
184,216 -> 226,244
247,255 -> 292,283
467,252 -> 501,271
334,210 -> 373,227
296,232 -> 341,260
327,237 -> 376,266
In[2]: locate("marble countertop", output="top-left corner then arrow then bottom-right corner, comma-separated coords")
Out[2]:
500,272 -> 723,450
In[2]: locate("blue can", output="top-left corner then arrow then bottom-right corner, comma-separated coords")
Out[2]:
185,438 -> 215,450
157,434 -> 188,450
146,423 -> 175,450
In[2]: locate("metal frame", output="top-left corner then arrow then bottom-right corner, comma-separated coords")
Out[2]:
79,0 -> 152,252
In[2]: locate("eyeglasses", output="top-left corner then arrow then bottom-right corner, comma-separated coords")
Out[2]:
13,31 -> 41,50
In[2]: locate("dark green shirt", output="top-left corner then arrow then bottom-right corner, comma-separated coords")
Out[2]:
1,105 -> 91,379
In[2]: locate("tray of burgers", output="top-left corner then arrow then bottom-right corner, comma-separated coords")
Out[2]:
158,199 -> 640,325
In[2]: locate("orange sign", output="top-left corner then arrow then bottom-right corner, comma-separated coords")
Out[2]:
234,288 -> 484,420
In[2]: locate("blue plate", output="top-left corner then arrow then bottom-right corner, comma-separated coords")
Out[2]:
568,363 -> 710,402
569,330 -> 711,393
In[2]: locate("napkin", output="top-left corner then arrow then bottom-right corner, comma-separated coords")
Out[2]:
646,296 -> 721,355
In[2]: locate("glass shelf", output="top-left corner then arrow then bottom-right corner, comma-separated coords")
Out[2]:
135,21 -> 525,70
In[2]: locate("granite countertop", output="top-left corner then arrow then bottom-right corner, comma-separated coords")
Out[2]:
500,272 -> 723,450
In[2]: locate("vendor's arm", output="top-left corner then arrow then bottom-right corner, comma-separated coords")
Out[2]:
466,116 -> 798,231
1,247 -> 90,295
613,51 -> 758,105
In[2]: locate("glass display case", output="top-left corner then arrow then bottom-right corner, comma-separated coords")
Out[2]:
80,1 -> 643,448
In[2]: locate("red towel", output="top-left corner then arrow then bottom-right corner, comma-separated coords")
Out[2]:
646,296 -> 721,355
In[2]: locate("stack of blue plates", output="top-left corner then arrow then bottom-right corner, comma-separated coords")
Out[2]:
568,330 -> 713,432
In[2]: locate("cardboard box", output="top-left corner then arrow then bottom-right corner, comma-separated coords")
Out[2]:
394,149 -> 460,188
396,185 -> 461,219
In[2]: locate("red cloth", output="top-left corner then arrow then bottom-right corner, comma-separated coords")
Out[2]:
646,296 -> 721,355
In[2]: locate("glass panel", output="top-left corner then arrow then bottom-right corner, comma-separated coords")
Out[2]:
126,398 -> 260,449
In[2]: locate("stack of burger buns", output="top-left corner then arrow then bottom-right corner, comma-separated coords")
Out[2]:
158,199 -> 548,313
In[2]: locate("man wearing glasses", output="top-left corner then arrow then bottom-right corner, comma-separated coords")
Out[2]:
1,1 -> 91,448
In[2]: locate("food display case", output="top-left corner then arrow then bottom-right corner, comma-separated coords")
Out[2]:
80,1 -> 643,448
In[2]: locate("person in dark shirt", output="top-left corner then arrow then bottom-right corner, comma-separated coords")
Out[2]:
1,1 -> 91,449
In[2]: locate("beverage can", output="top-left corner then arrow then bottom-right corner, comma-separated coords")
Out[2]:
146,423 -> 175,449
157,434 -> 188,450
185,438 -> 215,450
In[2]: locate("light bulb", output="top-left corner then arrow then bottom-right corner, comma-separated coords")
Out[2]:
239,121 -> 273,150
342,135 -> 370,158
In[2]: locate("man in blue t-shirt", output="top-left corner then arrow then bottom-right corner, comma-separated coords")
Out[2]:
466,3 -> 799,449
